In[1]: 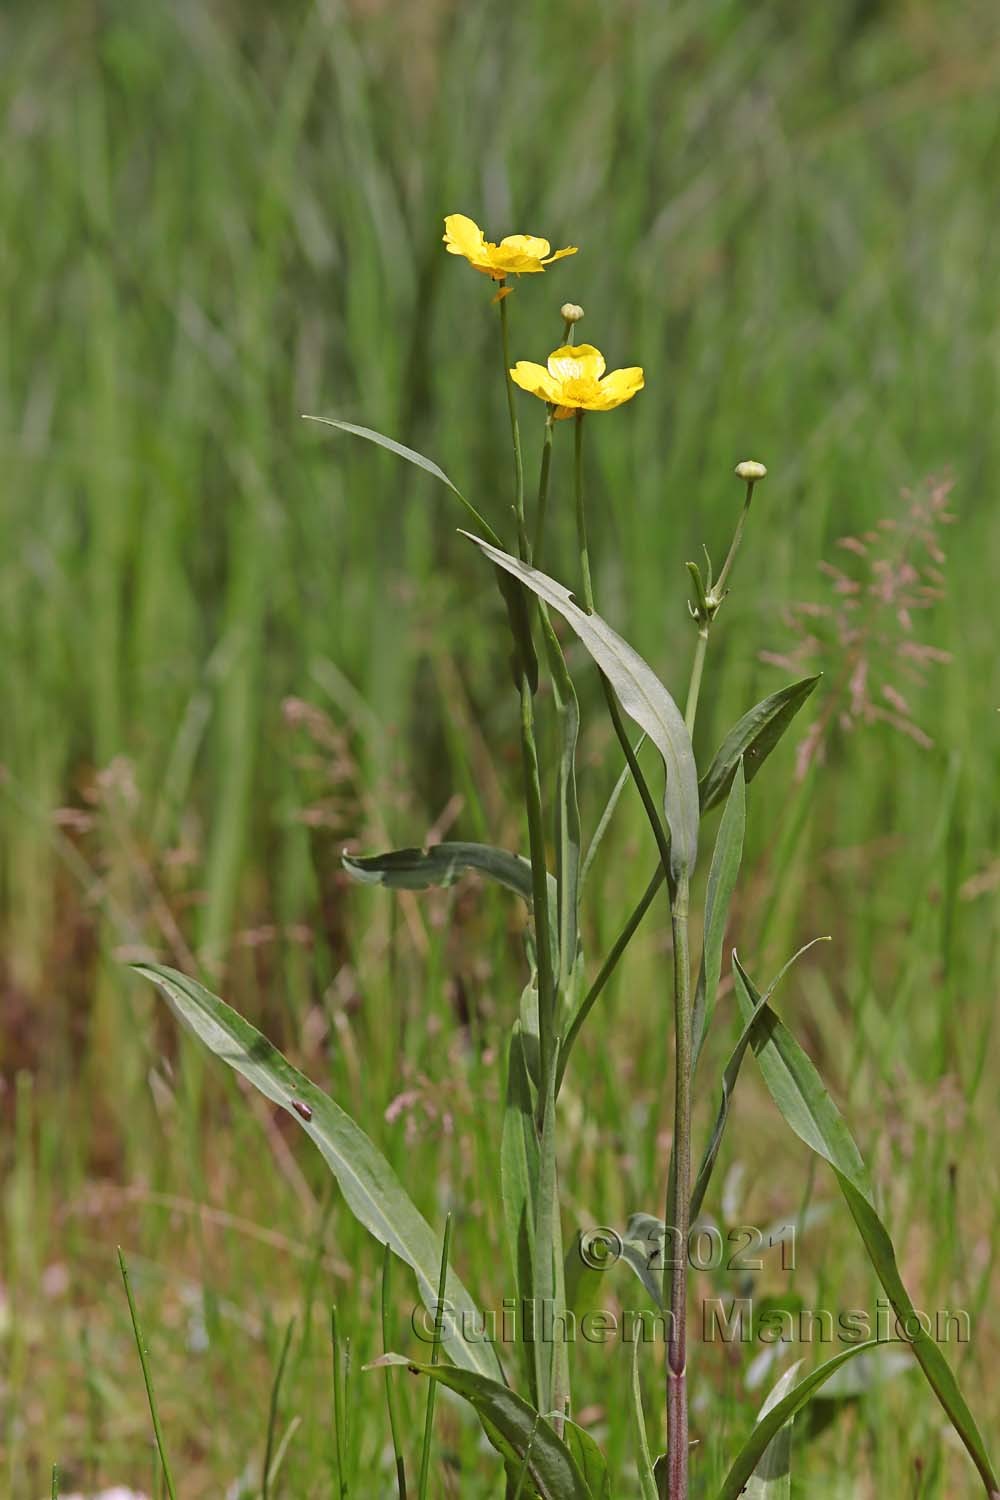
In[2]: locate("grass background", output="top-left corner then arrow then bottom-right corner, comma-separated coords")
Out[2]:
2,0 -> 999,1494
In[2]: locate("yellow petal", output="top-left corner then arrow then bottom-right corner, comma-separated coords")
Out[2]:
491,245 -> 547,275
499,234 -> 551,260
588,366 -> 645,411
543,245 -> 578,264
546,343 -> 606,384
443,214 -> 487,260
509,362 -> 563,402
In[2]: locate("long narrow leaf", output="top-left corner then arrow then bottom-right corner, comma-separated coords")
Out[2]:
699,676 -> 820,813
562,1422 -> 611,1500
303,418 -> 540,687
135,964 -> 504,1384
461,534 -> 699,883
628,1336 -> 659,1500
690,938 -> 829,1221
371,1359 -> 593,1500
343,841 -> 540,902
733,956 -> 998,1493
717,1342 -> 892,1500
303,415 -> 501,546
744,1360 -> 801,1499
343,842 -> 558,976
580,733 -> 646,887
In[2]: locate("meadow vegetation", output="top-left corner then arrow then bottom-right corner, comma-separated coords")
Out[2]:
2,1 -> 999,1495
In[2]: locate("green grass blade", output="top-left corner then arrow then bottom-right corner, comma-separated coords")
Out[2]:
733,956 -> 999,1493
370,1359 -> 593,1500
462,533 -> 699,883
509,1417 -> 540,1500
628,1336 -> 659,1500
134,963 -> 504,1384
699,676 -> 821,813
380,1242 -> 408,1500
331,1306 -> 347,1500
117,1247 -> 178,1500
262,1317 -> 295,1500
417,1212 -> 452,1500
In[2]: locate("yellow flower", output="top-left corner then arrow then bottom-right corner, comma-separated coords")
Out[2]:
443,213 -> 577,281
509,344 -> 644,419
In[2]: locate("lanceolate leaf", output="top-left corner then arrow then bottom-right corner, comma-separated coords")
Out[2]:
716,1342 -> 893,1500
344,841 -> 539,900
562,1422 -> 612,1500
303,415 -> 501,546
343,842 -> 558,976
744,1360 -> 801,1499
690,989 -> 763,1223
699,676 -> 820,813
733,957 -> 999,1494
134,964 -> 504,1385
372,1359 -> 593,1500
691,760 -> 746,1071
304,418 -> 539,688
462,533 -> 699,883
690,939 -> 829,1222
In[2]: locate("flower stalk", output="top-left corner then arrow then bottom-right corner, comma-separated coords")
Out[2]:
495,284 -> 556,1096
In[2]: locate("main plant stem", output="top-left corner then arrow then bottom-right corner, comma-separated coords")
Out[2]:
665,878 -> 691,1499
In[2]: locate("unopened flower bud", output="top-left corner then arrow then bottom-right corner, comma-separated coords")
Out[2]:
735,460 -> 767,482
560,303 -> 584,324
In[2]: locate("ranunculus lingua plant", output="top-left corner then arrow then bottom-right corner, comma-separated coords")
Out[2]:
132,212 -> 997,1500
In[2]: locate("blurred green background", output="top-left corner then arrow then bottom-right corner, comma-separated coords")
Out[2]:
2,0 -> 999,1495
